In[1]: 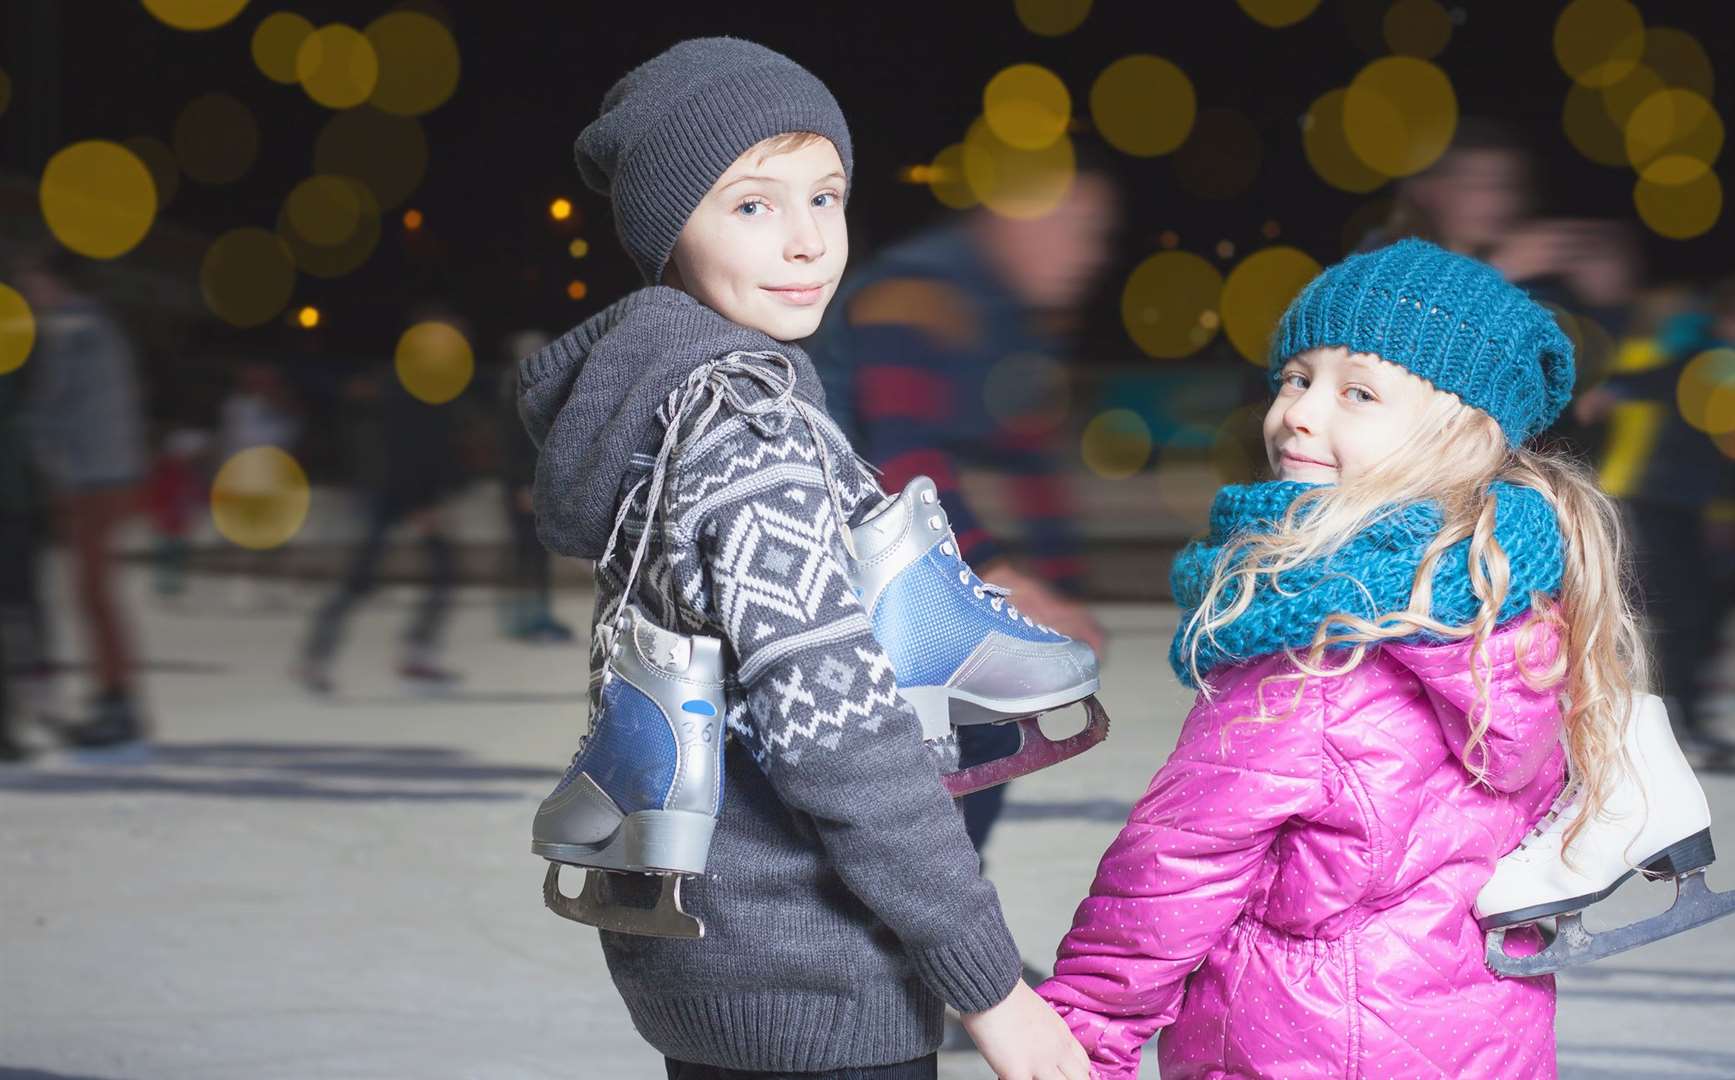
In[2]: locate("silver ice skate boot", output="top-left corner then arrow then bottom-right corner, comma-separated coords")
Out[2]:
848,475 -> 1109,798
536,602 -> 726,939
1477,693 -> 1735,977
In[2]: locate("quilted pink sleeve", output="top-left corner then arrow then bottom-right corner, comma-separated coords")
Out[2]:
1382,617 -> 1563,793
1036,670 -> 1327,1079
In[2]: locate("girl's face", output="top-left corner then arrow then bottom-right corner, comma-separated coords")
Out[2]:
1264,347 -> 1444,484
667,135 -> 848,342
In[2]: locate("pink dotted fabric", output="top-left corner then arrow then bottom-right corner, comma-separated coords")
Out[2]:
1038,618 -> 1565,1079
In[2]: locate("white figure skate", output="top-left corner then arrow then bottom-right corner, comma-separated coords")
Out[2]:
848,475 -> 1109,797
1477,693 -> 1735,977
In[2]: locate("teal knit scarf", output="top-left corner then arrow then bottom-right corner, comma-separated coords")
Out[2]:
1169,481 -> 1564,687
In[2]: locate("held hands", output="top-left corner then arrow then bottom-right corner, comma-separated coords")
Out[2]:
960,979 -> 1095,1080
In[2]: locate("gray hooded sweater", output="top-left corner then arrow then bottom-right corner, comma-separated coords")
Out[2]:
519,287 -> 1022,1071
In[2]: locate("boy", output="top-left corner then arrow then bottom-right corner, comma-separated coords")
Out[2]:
517,37 -> 1088,1080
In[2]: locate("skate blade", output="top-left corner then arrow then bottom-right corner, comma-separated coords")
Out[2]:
541,863 -> 705,939
943,695 -> 1110,798
1485,870 -> 1735,977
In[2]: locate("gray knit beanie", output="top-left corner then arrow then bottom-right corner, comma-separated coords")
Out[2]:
574,37 -> 855,285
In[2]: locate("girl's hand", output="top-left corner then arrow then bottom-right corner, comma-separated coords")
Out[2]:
960,979 -> 1094,1080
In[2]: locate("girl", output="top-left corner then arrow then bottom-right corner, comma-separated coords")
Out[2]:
1027,238 -> 1648,1078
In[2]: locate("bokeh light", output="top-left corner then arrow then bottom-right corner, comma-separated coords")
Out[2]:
1343,57 -> 1458,177
297,305 -> 320,329
984,352 -> 1070,437
1625,89 -> 1723,184
983,64 -> 1071,151
961,117 -> 1076,220
1634,168 -> 1721,239
297,24 -> 379,110
0,285 -> 36,376
201,227 -> 296,328
1171,108 -> 1262,200
396,321 -> 475,405
926,143 -> 978,211
568,238 -> 590,259
1013,0 -> 1091,36
1553,0 -> 1644,88
1211,403 -> 1269,486
277,175 -> 382,278
1383,0 -> 1452,59
1236,0 -> 1321,29
566,280 -> 588,301
1121,251 -> 1223,360
1222,246 -> 1322,365
1090,55 -> 1196,158
252,11 -> 314,85
1677,348 -> 1735,435
1637,27 -> 1714,99
122,136 -> 180,211
403,208 -> 424,231
1563,69 -> 1660,168
210,447 -> 311,551
313,107 -> 428,211
39,140 -> 157,259
1081,409 -> 1154,479
174,93 -> 259,185
1304,89 -> 1389,193
365,11 -> 461,117
549,198 -> 573,222
142,0 -> 249,31
1543,304 -> 1618,390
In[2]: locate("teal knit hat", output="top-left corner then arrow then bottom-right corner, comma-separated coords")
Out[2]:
1270,238 -> 1575,445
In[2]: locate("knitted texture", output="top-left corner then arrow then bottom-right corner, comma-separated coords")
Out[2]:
1169,480 -> 1564,686
1271,238 -> 1575,445
574,37 -> 855,285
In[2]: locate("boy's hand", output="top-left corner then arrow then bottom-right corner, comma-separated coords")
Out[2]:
960,979 -> 1094,1080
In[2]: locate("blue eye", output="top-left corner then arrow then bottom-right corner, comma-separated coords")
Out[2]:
1281,372 -> 1309,391
736,198 -> 769,217
1345,386 -> 1375,403
812,192 -> 839,209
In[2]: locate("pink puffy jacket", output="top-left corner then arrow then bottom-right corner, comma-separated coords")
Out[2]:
1038,618 -> 1566,1079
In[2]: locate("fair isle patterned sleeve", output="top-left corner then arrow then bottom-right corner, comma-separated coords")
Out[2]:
668,401 -> 1024,1015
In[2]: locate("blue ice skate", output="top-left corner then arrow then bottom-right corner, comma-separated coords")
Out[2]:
536,602 -> 726,939
848,475 -> 1109,797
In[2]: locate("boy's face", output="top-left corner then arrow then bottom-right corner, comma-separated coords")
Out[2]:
667,136 -> 848,342
1264,347 -> 1442,484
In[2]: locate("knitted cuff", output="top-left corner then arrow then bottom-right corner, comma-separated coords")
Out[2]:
908,910 -> 1023,1014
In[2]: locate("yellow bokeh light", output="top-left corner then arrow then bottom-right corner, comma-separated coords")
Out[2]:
1383,0 -> 1452,59
569,237 -> 590,259
1236,0 -> 1321,29
201,227 -> 296,328
277,176 -> 382,278
122,136 -> 180,211
297,24 -> 379,110
1081,409 -> 1153,480
396,321 -> 474,405
1563,72 -> 1654,168
1625,89 -> 1723,184
174,93 -> 259,185
211,447 -> 310,551
1211,404 -> 1269,486
142,0 -> 249,31
1637,27 -> 1714,100
403,208 -> 424,230
1343,57 -> 1458,177
252,11 -> 314,85
1677,348 -> 1735,435
313,107 -> 427,211
365,11 -> 461,117
962,118 -> 1076,221
1121,251 -> 1223,360
1221,246 -> 1322,365
927,143 -> 978,211
566,280 -> 588,301
0,285 -> 36,376
1013,0 -> 1092,36
1554,0 -> 1644,88
39,140 -> 157,260
1634,168 -> 1721,240
550,198 -> 573,221
984,64 -> 1071,151
1304,88 -> 1389,193
297,305 -> 320,329
1090,55 -> 1196,158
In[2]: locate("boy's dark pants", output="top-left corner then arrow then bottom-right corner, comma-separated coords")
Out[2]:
665,1055 -> 937,1080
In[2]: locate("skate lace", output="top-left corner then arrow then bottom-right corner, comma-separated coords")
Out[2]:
923,489 -> 1053,634
1514,780 -> 1582,853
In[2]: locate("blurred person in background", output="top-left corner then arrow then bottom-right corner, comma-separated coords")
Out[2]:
218,358 -> 303,610
14,249 -> 150,752
809,161 -> 1119,870
1575,278 -> 1735,761
0,323 -> 44,762
144,428 -> 209,603
296,309 -> 474,695
496,330 -> 572,643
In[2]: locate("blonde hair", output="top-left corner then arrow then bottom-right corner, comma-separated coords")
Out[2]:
752,131 -> 830,161
1180,390 -> 1648,855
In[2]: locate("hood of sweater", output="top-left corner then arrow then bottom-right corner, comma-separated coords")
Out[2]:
516,286 -> 827,559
